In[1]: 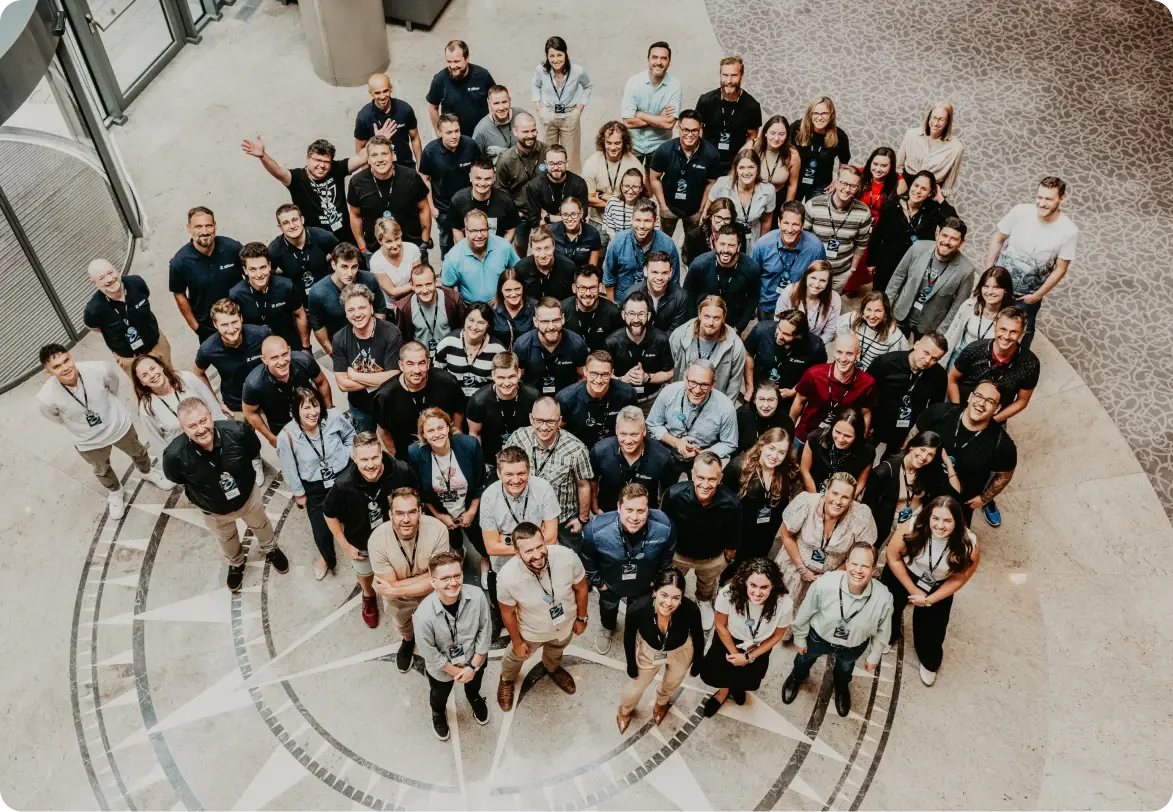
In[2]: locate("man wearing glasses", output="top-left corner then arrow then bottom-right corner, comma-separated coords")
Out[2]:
525,145 -> 589,228
513,297 -> 588,396
646,359 -> 739,474
440,210 -> 520,304
556,350 -> 637,449
802,165 -> 873,291
647,109 -> 721,248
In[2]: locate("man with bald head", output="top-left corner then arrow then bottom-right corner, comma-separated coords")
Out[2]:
83,258 -> 171,376
494,111 -> 546,256
241,335 -> 333,447
354,73 -> 422,168
789,332 -> 877,450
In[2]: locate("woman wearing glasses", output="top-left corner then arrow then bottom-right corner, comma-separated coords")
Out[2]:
550,196 -> 601,267
790,97 -> 851,202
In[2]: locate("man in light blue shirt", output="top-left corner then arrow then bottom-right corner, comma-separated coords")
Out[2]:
440,209 -> 519,302
621,42 -> 684,160
602,199 -> 680,302
751,200 -> 827,319
647,361 -> 738,465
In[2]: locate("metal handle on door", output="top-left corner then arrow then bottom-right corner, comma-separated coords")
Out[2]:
84,13 -> 100,33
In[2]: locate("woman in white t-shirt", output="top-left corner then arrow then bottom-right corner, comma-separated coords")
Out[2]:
131,355 -> 227,456
939,266 -> 1015,369
700,557 -> 792,716
368,217 -> 421,308
704,148 -> 776,249
836,290 -> 907,370
879,495 -> 979,686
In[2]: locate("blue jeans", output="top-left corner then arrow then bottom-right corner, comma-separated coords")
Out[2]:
1016,297 -> 1041,351
349,407 -> 377,434
790,628 -> 869,690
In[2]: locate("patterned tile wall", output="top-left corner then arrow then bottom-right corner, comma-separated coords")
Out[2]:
703,0 -> 1173,518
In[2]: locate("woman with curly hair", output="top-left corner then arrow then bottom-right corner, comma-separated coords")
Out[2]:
582,121 -> 644,243
683,196 -> 746,262
701,557 -> 791,716
723,427 -> 796,578
880,495 -> 979,685
863,430 -> 960,544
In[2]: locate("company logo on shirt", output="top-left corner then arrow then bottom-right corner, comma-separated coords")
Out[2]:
220,264 -> 235,270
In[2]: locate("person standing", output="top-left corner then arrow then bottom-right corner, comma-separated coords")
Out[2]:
621,42 -> 683,162
441,210 -> 521,304
895,104 -> 964,196
948,308 -> 1039,419
647,110 -> 721,247
240,137 -> 366,240
605,290 -> 675,404
192,299 -> 270,416
496,523 -> 590,710
867,171 -> 957,294
775,260 -> 840,344
323,432 -> 420,628
131,355 -> 228,459
790,97 -> 851,202
705,149 -> 776,248
374,342 -> 467,460
939,266 -> 1016,369
755,115 -> 802,210
556,350 -> 637,450
694,56 -> 762,173
513,297 -> 589,395
306,243 -> 389,354
837,291 -> 907,370
646,361 -> 739,466
782,543 -> 892,717
230,243 -> 310,352
743,310 -> 824,412
163,399 -> 288,591
37,346 -> 174,519
490,270 -> 538,350
885,217 -> 975,338
276,389 -> 355,580
590,406 -> 676,513
581,122 -> 643,241
332,284 -> 403,433
862,431 -> 959,544
242,336 -> 333,445
83,259 -> 172,376
799,409 -> 873,496
560,266 -> 622,352
984,176 -> 1078,350
661,452 -> 741,630
550,198 -> 601,267
465,353 -> 540,468
409,408 -> 487,555
268,204 -> 341,294
751,201 -> 827,320
413,551 -> 493,740
354,73 -> 422,167
736,381 -> 794,453
493,113 -> 547,257
449,158 -> 521,243
346,136 -> 432,256
684,226 -> 763,332
426,40 -> 496,137
803,165 -> 873,291
472,85 -> 524,165
419,116 -> 482,257
789,333 -> 876,448
369,487 -> 451,672
868,334 -> 949,450
514,225 -> 576,302
169,207 -> 243,342
602,201 -> 680,301
479,446 -> 560,600
531,37 -> 593,171
394,264 -> 466,354
668,296 -> 749,402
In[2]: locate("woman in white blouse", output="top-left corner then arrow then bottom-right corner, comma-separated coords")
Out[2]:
776,260 -> 840,343
879,495 -> 979,686
836,290 -> 907,369
531,36 -> 594,170
704,148 -> 776,249
131,355 -> 227,456
896,103 -> 964,196
940,266 -> 1015,368
369,217 -> 421,308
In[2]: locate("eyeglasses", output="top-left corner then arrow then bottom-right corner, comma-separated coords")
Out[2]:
684,379 -> 713,390
434,573 -> 463,583
680,126 -> 702,135
466,228 -> 489,235
586,370 -> 611,380
970,392 -> 999,407
532,417 -> 559,427
546,160 -> 567,168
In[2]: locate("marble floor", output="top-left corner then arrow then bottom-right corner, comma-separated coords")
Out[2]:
1,0 -> 1172,810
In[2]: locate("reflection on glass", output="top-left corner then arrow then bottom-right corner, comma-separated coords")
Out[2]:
187,0 -> 205,24
87,0 -> 176,92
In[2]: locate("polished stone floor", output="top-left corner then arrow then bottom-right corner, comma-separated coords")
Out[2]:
1,0 -> 1172,810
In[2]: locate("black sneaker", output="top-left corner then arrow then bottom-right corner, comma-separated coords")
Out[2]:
226,564 -> 245,593
431,711 -> 450,741
267,547 -> 289,574
396,638 -> 415,673
469,695 -> 489,726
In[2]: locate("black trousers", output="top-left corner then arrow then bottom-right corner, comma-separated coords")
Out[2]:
302,479 -> 336,569
445,522 -> 487,557
599,588 -> 623,630
880,567 -> 954,672
427,667 -> 486,715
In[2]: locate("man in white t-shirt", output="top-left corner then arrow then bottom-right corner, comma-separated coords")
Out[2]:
984,176 -> 1077,350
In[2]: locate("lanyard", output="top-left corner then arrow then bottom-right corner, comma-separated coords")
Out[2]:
531,560 -> 556,602
733,188 -> 753,225
441,600 -> 463,645
654,613 -> 673,651
746,606 -> 766,641
157,392 -> 180,418
432,452 -> 459,496
824,199 -> 852,239
533,437 -> 561,477
763,150 -> 783,184
916,536 -> 949,578
617,519 -> 646,562
694,335 -> 718,361
826,369 -> 855,412
62,372 -> 92,412
899,463 -> 922,502
496,393 -> 519,427
904,370 -> 923,404
416,299 -> 439,340
372,174 -> 395,208
838,581 -> 872,627
678,391 -> 709,435
816,497 -> 841,552
952,413 -> 983,452
193,429 -> 226,472
304,426 -> 329,465
106,294 -> 134,331
504,487 -> 532,527
462,333 -> 486,368
778,245 -> 799,280
549,69 -> 569,103
605,160 -> 623,194
393,531 -> 421,578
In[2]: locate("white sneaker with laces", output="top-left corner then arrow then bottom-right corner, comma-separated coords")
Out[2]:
107,490 -> 126,520
699,600 -> 714,631
143,467 -> 176,490
919,664 -> 937,686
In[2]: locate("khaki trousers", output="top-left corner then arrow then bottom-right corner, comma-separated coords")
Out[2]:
386,596 -> 424,639
618,635 -> 694,714
672,552 -> 728,603
113,331 -> 173,377
77,425 -> 151,491
500,629 -> 574,682
537,106 -> 583,171
202,484 -> 277,567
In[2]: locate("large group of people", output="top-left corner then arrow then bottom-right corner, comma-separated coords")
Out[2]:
39,34 -> 1076,743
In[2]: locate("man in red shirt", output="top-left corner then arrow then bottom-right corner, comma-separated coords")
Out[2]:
789,333 -> 876,449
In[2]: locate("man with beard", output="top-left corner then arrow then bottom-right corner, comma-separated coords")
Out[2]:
803,165 -> 872,291
373,341 -> 466,460
886,216 -> 975,338
590,406 -> 676,513
867,333 -> 949,450
743,309 -> 825,412
494,112 -> 546,257
647,359 -> 738,466
83,258 -> 171,376
394,264 -> 465,355
472,85 -> 524,164
668,295 -> 749,401
230,242 -> 310,352
426,40 -> 496,137
268,204 -> 342,294
602,200 -> 680,302
441,210 -> 520,304
307,243 -> 388,354
333,284 -> 403,433
347,136 -> 432,256
555,350 -> 637,449
560,266 -> 622,352
751,200 -> 826,320
466,353 -> 540,470
648,109 -> 721,244
354,72 -> 422,168
449,157 -> 520,242
789,332 -> 876,449
694,57 -> 762,173
525,144 -> 589,228
169,207 -> 244,342
604,290 -> 674,403
242,335 -> 333,444
514,225 -> 575,302
513,297 -> 588,396
419,115 -> 482,256
684,225 -> 763,332
241,137 -> 366,240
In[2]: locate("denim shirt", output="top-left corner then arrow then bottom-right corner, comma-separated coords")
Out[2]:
646,381 -> 739,460
276,409 -> 356,496
751,230 -> 827,311
602,229 -> 680,301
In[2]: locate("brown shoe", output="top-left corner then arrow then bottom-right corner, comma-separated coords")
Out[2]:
497,679 -> 515,712
616,710 -> 632,733
548,666 -> 576,695
652,702 -> 670,725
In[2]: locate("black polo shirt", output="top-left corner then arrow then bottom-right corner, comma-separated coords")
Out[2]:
465,383 -> 540,462
168,237 -> 244,334
661,481 -> 742,559
82,275 -> 161,358
590,437 -> 676,512
555,379 -> 637,449
229,275 -> 305,350
287,160 -> 351,237
448,187 -> 520,237
952,339 -> 1041,407
241,352 -> 322,434
322,453 -> 420,551
695,88 -> 764,172
915,403 -> 1018,501
745,322 -> 826,390
551,221 -> 602,266
525,172 -> 589,226
268,228 -> 341,293
331,319 -> 404,413
735,403 -> 795,452
515,255 -> 575,301
604,326 -> 674,401
418,137 -> 480,214
353,98 -> 419,168
194,324 -> 271,410
647,138 -> 723,217
560,297 -> 623,352
373,368 -> 468,460
306,272 -> 387,339
866,350 -> 948,446
425,64 -> 496,137
684,251 -> 763,331
513,329 -> 589,395
346,165 -> 430,246
161,420 -> 260,515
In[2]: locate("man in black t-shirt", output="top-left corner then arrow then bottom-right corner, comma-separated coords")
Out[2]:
466,352 -> 539,468
743,309 -> 825,410
268,204 -> 342,293
346,135 -> 432,254
513,297 -> 589,395
242,137 -> 366,240
514,225 -> 575,301
193,299 -> 271,414
230,242 -> 310,352
332,284 -> 403,433
83,258 -> 170,376
373,341 -> 467,459
605,290 -> 675,403
241,336 -> 333,445
425,40 -> 496,137
448,157 -> 520,242
354,73 -> 422,168
694,57 -> 763,173
867,333 -> 948,448
560,266 -> 622,352
590,406 -> 677,512
524,144 -> 589,228
647,110 -> 722,242
419,115 -> 482,256
169,207 -> 244,342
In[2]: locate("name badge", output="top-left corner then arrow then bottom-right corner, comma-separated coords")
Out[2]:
911,300 -> 925,311
833,623 -> 850,641
897,506 -> 913,524
674,179 -> 689,201
368,499 -> 384,528
809,547 -> 826,565
549,602 -> 567,623
825,238 -> 841,259
383,210 -> 394,218
895,418 -> 912,429
756,506 -> 772,524
554,103 -> 567,115
126,326 -> 145,351
620,562 -> 638,581
220,471 -> 241,500
801,162 -> 816,183
915,572 -> 936,592
718,131 -> 731,150
817,411 -> 835,430
542,375 -> 556,395
634,384 -> 645,395
653,649 -> 668,663
448,643 -> 466,661
85,410 -> 103,428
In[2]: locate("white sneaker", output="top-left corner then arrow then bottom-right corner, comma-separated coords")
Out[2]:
253,459 -> 265,484
699,600 -> 714,631
883,643 -> 893,655
107,490 -> 126,520
919,664 -> 937,686
142,467 -> 176,490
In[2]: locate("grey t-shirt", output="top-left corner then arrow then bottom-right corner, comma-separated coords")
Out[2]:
472,108 -> 524,163
412,297 -> 450,356
478,476 -> 559,571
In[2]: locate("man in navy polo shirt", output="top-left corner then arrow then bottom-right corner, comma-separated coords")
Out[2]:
590,406 -> 676,513
684,225 -> 763,332
751,201 -> 827,320
268,204 -> 342,294
605,290 -> 675,403
647,110 -> 721,245
513,297 -> 588,396
83,258 -> 170,377
744,309 -> 825,412
230,242 -> 310,352
556,350 -> 637,449
426,40 -> 496,138
306,243 -> 388,355
242,336 -> 333,447
419,114 -> 482,257
560,266 -> 622,352
354,72 -> 422,168
169,206 -> 244,342
193,299 -> 271,415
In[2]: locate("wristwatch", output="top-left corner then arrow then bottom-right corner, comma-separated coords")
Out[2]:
575,616 -> 589,624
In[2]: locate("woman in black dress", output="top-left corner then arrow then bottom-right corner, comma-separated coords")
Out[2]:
723,427 -> 796,578
799,407 -> 873,497
867,170 -> 958,292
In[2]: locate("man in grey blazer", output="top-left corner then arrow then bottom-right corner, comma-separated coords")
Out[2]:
885,217 -> 975,338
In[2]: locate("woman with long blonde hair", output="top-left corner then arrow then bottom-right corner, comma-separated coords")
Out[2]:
722,426 -> 797,578
790,97 -> 851,201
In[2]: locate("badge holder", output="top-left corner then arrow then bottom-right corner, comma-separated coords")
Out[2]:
620,562 -> 638,581
85,410 -> 103,428
126,326 -> 145,351
809,547 -> 826,565
833,623 -> 850,641
220,471 -> 241,500
368,499 -> 384,528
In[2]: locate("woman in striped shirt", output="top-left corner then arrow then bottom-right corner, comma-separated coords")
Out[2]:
602,168 -> 652,240
434,302 -> 506,395
836,290 -> 907,370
